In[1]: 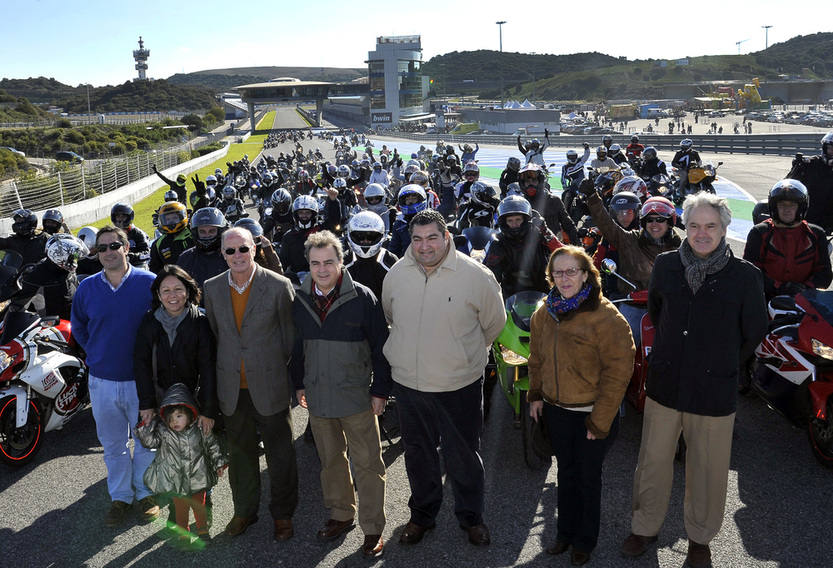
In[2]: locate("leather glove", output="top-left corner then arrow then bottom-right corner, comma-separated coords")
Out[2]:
192,174 -> 205,193
578,179 -> 595,196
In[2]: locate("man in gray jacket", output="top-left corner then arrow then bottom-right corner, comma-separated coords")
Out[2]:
204,227 -> 298,542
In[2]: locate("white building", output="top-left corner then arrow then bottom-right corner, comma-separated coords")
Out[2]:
366,35 -> 430,128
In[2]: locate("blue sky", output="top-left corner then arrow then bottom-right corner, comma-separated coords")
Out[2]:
2,0 -> 832,87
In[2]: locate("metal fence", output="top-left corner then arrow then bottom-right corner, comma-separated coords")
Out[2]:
0,111 -> 194,129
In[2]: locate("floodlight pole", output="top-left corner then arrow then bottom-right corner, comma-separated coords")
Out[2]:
762,25 -> 773,50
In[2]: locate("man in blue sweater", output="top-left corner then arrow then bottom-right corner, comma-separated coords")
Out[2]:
71,225 -> 159,527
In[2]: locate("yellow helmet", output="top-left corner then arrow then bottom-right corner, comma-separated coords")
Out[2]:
157,201 -> 188,234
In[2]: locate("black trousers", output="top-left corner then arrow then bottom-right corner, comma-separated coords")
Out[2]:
224,389 -> 298,520
393,378 -> 485,528
543,403 -> 618,552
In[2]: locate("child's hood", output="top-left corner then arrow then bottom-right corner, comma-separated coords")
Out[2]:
159,383 -> 198,422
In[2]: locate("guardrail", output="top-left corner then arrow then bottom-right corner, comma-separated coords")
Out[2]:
0,111 -> 195,129
296,105 -> 319,127
376,131 -> 821,157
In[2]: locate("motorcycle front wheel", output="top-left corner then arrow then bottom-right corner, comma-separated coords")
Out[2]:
520,398 -> 552,471
808,398 -> 833,469
0,395 -> 42,466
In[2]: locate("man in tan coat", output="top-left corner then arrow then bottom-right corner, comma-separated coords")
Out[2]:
381,209 -> 505,548
204,227 -> 298,542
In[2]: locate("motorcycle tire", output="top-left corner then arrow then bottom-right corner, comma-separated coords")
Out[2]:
808,397 -> 833,469
520,398 -> 552,471
0,395 -> 43,466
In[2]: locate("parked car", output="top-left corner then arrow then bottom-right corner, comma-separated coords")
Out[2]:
55,151 -> 84,164
0,146 -> 25,158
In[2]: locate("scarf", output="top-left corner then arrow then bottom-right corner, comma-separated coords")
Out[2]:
545,283 -> 592,321
154,305 -> 188,347
679,237 -> 731,294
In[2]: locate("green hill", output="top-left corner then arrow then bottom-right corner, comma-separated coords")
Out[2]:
167,66 -> 366,91
0,89 -> 51,122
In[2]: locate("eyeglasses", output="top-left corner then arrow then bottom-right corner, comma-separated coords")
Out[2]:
95,242 -> 124,253
552,267 -> 584,279
224,245 -> 251,255
644,216 -> 669,224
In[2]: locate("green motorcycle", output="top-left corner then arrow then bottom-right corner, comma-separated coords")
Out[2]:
491,291 -> 552,470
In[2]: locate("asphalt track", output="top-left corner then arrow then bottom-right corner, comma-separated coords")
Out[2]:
2,115 -> 832,568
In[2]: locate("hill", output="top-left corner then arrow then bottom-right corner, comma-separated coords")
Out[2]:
0,89 -> 51,122
167,66 -> 366,91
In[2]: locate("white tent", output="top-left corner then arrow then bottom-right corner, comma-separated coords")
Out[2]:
521,99 -> 536,109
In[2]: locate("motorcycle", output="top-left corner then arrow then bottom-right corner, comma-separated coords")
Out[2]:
672,161 -> 722,204
456,226 -> 497,262
745,290 -> 833,467
491,291 -> 552,470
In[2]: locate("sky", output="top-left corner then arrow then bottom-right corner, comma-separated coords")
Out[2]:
2,0 -> 833,87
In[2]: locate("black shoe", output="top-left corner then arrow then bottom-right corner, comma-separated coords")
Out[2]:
105,500 -> 131,527
546,540 -> 570,555
571,549 -> 591,566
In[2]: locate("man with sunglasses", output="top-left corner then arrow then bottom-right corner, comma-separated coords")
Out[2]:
204,227 -> 298,542
71,226 -> 159,527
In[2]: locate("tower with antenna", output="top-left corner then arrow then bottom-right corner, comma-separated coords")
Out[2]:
133,36 -> 150,81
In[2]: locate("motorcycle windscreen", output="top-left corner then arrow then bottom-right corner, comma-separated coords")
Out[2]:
0,311 -> 40,345
802,289 -> 833,324
461,226 -> 497,250
505,291 -> 547,332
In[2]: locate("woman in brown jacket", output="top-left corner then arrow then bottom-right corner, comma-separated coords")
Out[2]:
528,246 -> 635,566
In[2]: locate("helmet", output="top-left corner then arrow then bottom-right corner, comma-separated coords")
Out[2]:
347,211 -> 386,259
768,179 -> 809,224
205,175 -> 217,187
613,176 -> 648,200
609,143 -> 622,157
175,174 -> 187,186
333,177 -> 348,190
822,132 -> 833,157
214,168 -> 223,176
42,209 -> 65,234
270,188 -> 292,216
643,146 -> 657,161
222,185 -> 236,200
77,226 -> 98,249
518,163 -> 545,196
372,161 -> 382,169
507,157 -> 521,171
506,182 -> 522,196
361,158 -> 370,168
497,195 -> 532,239
11,209 -> 37,237
327,164 -> 337,177
596,146 -> 608,159
380,154 -> 388,163
680,138 -> 693,151
529,139 -> 541,150
163,190 -> 178,202
404,163 -> 420,178
45,234 -> 88,272
602,134 -> 613,146
299,169 -> 310,181
351,159 -> 360,169
337,164 -> 351,178
292,195 -> 319,230
470,182 -> 498,208
609,191 -> 641,213
410,170 -> 429,186
640,196 -> 677,226
157,201 -> 188,234
364,183 -> 387,206
631,135 -> 639,143
444,154 -> 459,166
233,218 -> 264,241
397,184 -> 428,216
566,150 -> 578,164
190,207 -> 227,251
463,162 -> 480,177
262,173 -> 273,185
110,203 -> 134,229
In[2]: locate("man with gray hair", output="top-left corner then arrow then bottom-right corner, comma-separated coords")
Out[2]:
621,193 -> 767,568
290,230 -> 391,558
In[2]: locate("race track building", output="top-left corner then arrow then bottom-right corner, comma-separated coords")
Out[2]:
366,35 -> 430,128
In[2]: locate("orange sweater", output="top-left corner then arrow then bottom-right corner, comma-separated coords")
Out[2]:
230,285 -> 252,388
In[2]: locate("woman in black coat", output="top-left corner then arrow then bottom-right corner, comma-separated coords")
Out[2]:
134,264 -> 217,433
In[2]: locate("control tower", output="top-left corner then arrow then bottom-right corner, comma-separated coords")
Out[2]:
133,36 -> 150,81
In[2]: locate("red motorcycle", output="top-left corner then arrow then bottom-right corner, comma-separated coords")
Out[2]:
747,290 -> 833,467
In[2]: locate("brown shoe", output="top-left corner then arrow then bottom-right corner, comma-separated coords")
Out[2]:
570,549 -> 591,566
361,534 -> 384,558
621,533 -> 658,557
546,540 -> 570,555
398,521 -> 434,545
686,540 -> 712,568
105,500 -> 132,527
461,523 -> 491,546
316,518 -> 355,541
273,519 -> 294,542
224,515 -> 258,537
137,496 -> 160,523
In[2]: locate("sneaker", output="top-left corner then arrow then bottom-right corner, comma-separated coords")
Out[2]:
137,496 -> 160,522
105,500 -> 132,527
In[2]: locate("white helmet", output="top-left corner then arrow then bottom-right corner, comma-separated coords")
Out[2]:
333,177 -> 348,190
364,183 -> 387,206
76,226 -> 98,249
46,234 -> 89,272
347,211 -> 386,259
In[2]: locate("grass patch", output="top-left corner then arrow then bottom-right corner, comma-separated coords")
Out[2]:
450,122 -> 480,135
78,111 -> 277,235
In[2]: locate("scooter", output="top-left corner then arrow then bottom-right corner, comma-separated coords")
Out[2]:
746,290 -> 833,468
491,291 -> 552,470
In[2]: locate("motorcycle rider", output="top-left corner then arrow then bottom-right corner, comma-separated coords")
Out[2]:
560,144 -> 592,217
671,139 -> 701,198
787,132 -> 833,232
176,207 -> 229,290
455,162 -> 481,204
592,191 -> 642,295
279,193 -> 340,281
388,184 -> 430,257
499,157 -> 522,198
743,179 -> 832,299
0,209 -> 48,266
484,195 -> 562,299
590,146 -> 618,171
41,209 -> 69,235
457,182 -> 500,232
218,185 -> 247,224
626,135 -> 645,160
638,146 -> 668,180
368,161 -> 389,187
609,144 -> 628,165
151,164 -> 188,204
517,129 -> 551,166
342,210 -> 398,299
149,201 -> 194,273
363,183 -> 397,233
262,188 -> 295,244
296,170 -> 316,196
110,203 -> 151,269
601,134 -> 613,152
189,175 -> 216,212
517,163 -> 578,244
459,143 -> 480,164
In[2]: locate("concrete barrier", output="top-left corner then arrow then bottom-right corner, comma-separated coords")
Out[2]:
0,142 -> 231,234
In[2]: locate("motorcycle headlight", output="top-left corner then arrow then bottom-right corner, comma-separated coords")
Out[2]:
500,345 -> 527,366
470,249 -> 486,262
812,339 -> 833,360
0,351 -> 15,373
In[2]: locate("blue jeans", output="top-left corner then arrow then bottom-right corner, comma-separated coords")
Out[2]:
89,375 -> 155,503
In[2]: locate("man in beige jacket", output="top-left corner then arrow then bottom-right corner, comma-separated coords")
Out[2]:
381,209 -> 505,548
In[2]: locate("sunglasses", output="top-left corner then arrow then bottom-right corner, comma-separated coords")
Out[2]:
95,242 -> 124,253
224,245 -> 251,255
644,216 -> 669,224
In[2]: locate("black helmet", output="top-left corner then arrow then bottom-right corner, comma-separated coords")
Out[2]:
768,179 -> 808,224
609,191 -> 641,213
529,138 -> 541,150
190,207 -> 227,251
602,134 -> 613,147
110,203 -> 134,230
822,132 -> 833,158
643,146 -> 657,161
233,218 -> 264,242
680,138 -> 693,151
497,195 -> 532,240
270,188 -> 292,216
11,209 -> 37,237
42,209 -> 65,235
507,157 -> 521,171
631,135 -> 639,143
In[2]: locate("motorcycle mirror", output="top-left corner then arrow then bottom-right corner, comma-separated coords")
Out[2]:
718,161 -> 724,166
601,258 -> 618,274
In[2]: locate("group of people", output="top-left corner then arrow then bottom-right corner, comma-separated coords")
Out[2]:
5,129 -> 833,566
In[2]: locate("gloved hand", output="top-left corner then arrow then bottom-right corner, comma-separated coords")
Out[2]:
192,174 -> 205,193
583,142 -> 590,150
151,163 -> 158,173
779,281 -> 807,296
578,179 -> 596,196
